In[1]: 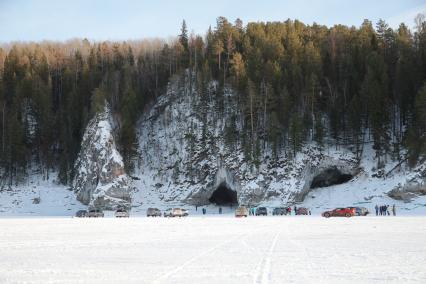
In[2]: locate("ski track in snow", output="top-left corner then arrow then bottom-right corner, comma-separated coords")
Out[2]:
253,228 -> 281,284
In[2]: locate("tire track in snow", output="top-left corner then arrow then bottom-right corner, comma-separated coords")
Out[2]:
151,232 -> 246,284
253,228 -> 281,284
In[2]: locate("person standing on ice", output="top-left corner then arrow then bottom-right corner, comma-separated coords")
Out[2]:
219,207 -> 222,214
386,205 -> 390,216
392,204 -> 396,216
375,204 -> 379,216
294,206 -> 297,216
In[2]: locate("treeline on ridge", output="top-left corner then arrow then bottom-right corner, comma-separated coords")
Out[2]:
0,16 -> 426,186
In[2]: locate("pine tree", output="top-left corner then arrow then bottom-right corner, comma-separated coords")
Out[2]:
289,113 -> 304,158
406,82 -> 426,166
179,20 -> 189,67
362,52 -> 390,168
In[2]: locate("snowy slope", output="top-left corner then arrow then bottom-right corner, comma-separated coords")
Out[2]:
0,173 -> 85,216
303,143 -> 426,215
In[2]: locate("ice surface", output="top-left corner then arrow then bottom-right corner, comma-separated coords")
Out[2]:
0,216 -> 425,283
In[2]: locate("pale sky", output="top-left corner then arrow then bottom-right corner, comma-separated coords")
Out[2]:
0,0 -> 425,43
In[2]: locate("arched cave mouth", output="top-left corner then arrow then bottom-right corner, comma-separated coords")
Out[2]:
310,167 -> 353,189
208,182 -> 238,206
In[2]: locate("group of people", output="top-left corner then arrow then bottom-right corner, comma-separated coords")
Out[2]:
375,204 -> 396,216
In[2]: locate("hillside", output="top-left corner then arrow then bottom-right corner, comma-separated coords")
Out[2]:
0,16 -> 426,215
131,72 -> 426,214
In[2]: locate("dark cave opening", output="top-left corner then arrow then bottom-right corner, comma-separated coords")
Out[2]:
208,182 -> 238,206
310,167 -> 353,189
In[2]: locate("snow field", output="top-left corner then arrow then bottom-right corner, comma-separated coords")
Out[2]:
0,216 -> 425,283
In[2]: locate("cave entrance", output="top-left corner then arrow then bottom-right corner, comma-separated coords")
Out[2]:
310,167 -> 353,189
209,182 -> 238,206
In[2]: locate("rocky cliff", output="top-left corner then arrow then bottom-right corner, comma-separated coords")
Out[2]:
73,104 -> 132,209
134,72 -> 363,207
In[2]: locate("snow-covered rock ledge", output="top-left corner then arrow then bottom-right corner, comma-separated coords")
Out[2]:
73,104 -> 132,209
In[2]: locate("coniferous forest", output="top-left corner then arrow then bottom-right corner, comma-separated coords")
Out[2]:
0,16 -> 426,186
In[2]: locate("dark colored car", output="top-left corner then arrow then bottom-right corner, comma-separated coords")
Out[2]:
296,207 -> 310,215
322,207 -> 355,218
87,208 -> 104,218
147,208 -> 162,217
348,207 -> 369,216
256,207 -> 268,216
75,210 -> 87,218
272,207 -> 287,216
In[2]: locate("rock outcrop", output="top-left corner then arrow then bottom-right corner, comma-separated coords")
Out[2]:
136,72 -> 358,206
73,104 -> 132,209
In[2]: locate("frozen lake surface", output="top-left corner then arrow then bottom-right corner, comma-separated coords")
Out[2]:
0,216 -> 425,283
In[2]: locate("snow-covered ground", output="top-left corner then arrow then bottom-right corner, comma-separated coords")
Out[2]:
1,177 -> 425,217
0,175 -> 85,216
0,216 -> 424,283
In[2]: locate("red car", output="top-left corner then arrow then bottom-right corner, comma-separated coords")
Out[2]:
322,207 -> 355,218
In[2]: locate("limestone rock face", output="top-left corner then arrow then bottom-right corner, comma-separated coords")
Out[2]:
73,104 -> 132,209
135,72 -> 358,206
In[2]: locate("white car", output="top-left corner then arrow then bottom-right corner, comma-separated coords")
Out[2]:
235,206 -> 249,217
115,209 -> 129,218
171,208 -> 184,217
181,209 -> 189,217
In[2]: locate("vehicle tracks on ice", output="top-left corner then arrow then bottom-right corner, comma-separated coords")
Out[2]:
152,231 -> 249,283
253,228 -> 281,284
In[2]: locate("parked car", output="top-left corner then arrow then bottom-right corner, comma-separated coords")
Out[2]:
115,208 -> 129,218
181,209 -> 189,217
322,207 -> 355,218
256,207 -> 268,216
147,208 -> 162,217
348,207 -> 369,216
296,207 -> 310,215
235,206 -> 249,217
75,210 -> 87,218
171,208 -> 184,217
358,207 -> 370,216
163,208 -> 172,217
87,208 -> 104,218
272,207 -> 287,216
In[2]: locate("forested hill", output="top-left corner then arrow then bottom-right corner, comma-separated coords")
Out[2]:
0,16 -> 426,187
